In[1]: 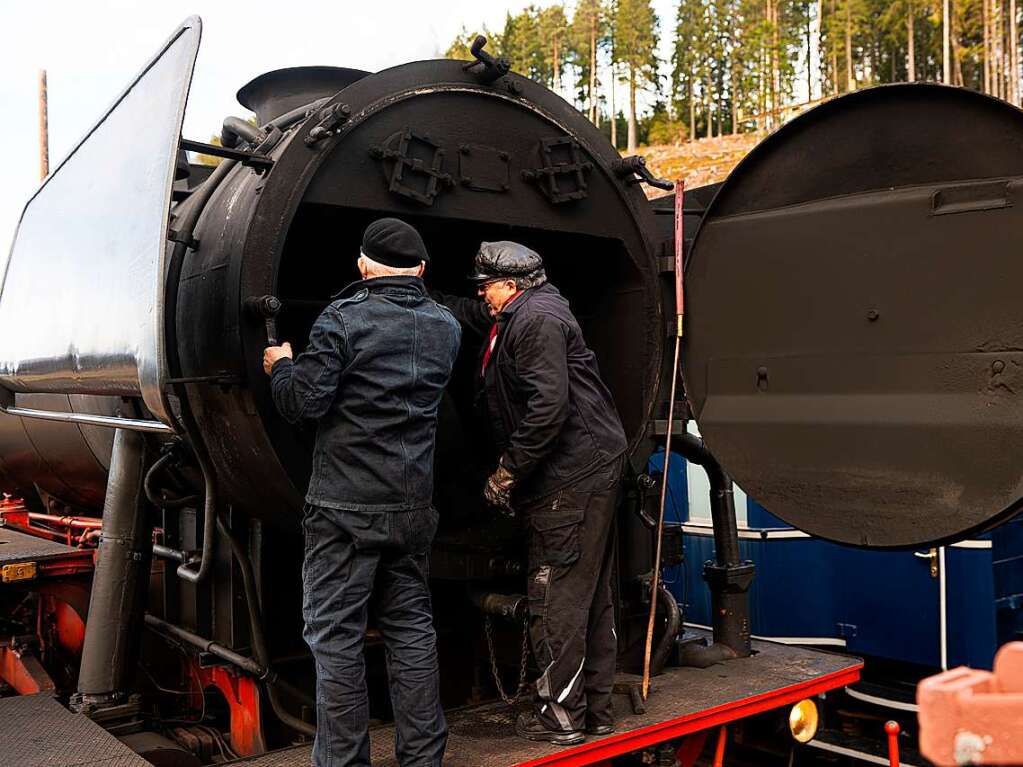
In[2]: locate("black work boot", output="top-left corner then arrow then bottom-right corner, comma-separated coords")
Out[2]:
586,723 -> 615,736
515,712 -> 585,746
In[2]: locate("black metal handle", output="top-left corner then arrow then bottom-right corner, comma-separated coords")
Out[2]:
245,295 -> 282,346
613,155 -> 674,191
464,36 -> 510,84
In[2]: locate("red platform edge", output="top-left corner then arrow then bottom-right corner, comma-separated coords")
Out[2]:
516,662 -> 864,767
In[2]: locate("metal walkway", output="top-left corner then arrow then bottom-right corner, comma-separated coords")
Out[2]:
228,635 -> 862,767
0,693 -> 149,767
0,526 -> 93,581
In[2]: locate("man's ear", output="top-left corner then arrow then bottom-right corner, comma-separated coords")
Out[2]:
417,261 -> 426,277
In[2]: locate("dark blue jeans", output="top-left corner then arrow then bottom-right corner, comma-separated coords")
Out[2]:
302,504 -> 447,767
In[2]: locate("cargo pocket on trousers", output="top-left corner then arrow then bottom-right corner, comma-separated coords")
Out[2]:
529,509 -> 584,567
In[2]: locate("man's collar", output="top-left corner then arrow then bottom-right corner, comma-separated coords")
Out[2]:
498,287 -> 532,319
331,275 -> 425,300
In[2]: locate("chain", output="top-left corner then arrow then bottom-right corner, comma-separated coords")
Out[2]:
483,613 -> 532,705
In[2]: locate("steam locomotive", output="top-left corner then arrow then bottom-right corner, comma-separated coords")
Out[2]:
1,15 -> 1021,766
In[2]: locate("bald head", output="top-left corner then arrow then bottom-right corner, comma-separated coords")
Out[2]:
358,253 -> 425,280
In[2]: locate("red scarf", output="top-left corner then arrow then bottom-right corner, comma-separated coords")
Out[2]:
481,291 -> 522,376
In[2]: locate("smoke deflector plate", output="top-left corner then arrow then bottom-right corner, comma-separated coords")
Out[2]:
0,17 -> 202,427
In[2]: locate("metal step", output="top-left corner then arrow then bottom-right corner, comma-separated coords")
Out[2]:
0,693 -> 149,766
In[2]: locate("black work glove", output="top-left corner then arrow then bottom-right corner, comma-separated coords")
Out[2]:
484,463 -> 517,517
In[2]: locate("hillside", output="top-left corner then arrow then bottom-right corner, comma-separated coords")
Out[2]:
634,132 -> 764,199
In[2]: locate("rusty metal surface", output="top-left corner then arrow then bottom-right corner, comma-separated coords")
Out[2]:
684,83 -> 1023,548
0,693 -> 149,766
226,634 -> 860,767
0,527 -> 83,565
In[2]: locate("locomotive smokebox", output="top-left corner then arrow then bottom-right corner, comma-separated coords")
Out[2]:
172,59 -> 661,526
0,20 -> 663,542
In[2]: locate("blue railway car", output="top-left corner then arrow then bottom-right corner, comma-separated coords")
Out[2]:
649,426 -> 1023,761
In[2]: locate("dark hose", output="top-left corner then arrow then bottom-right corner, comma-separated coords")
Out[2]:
216,515 -> 315,736
175,458 -> 216,584
650,582 -> 682,677
144,452 -> 200,509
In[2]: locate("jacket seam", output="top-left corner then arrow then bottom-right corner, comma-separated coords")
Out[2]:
293,306 -> 343,421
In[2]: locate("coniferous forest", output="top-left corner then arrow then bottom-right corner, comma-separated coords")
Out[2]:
446,0 -> 1021,150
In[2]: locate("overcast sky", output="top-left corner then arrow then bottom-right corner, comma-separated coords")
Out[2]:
0,1 -> 678,255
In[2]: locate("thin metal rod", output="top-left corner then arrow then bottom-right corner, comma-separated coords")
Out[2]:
642,180 -> 686,700
1,405 -> 174,433
29,513 -> 102,530
143,614 -> 265,678
152,544 -> 195,564
642,331 -> 681,700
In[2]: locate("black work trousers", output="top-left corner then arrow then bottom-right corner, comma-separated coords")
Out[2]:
522,458 -> 621,733
301,504 -> 447,767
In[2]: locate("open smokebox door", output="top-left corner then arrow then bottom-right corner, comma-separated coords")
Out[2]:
167,56 -> 664,539
684,83 -> 1023,549
0,17 -> 201,430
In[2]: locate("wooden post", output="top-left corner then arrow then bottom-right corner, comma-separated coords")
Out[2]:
38,69 -> 49,180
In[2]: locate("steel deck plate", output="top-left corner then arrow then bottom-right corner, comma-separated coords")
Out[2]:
0,526 -> 85,565
0,693 -> 149,766
227,634 -> 862,767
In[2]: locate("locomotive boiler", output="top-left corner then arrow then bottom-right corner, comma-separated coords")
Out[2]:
3,14 -> 1023,764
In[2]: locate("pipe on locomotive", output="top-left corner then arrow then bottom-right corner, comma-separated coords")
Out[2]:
215,514 -> 316,736
674,432 -> 755,664
72,429 -> 152,710
141,513 -> 318,737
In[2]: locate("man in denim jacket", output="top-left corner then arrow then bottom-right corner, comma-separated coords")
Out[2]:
263,218 -> 460,767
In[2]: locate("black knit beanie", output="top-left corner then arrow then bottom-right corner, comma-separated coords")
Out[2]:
361,218 -> 429,268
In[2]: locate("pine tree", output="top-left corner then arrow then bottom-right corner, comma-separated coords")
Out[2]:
671,0 -> 703,140
539,5 -> 571,91
501,9 -> 546,80
571,0 -> 608,123
615,0 -> 660,151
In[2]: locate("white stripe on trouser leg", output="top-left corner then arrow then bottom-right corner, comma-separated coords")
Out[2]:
536,661 -> 574,731
557,657 -> 586,704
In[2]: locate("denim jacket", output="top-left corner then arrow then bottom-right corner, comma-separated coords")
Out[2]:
271,276 -> 461,512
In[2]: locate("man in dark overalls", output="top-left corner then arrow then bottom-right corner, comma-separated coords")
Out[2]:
435,242 -> 627,745
263,218 -> 461,767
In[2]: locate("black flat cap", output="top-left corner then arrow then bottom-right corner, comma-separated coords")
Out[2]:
468,241 -> 544,282
362,218 -> 429,268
